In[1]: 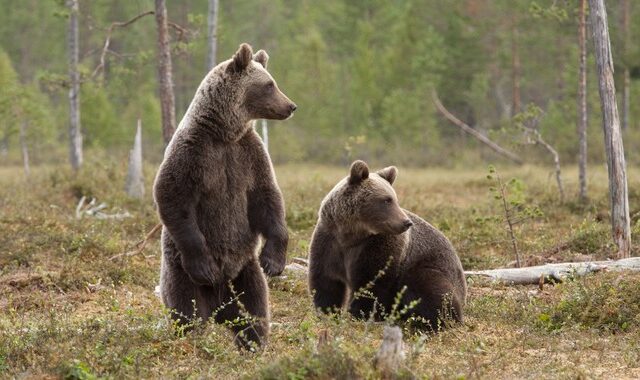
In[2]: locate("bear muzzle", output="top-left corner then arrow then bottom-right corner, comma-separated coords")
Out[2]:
283,102 -> 297,119
396,219 -> 413,233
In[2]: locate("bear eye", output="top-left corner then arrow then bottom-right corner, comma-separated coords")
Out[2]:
384,197 -> 393,204
266,81 -> 275,89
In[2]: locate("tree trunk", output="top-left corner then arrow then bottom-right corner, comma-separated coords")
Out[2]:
589,0 -> 632,258
155,0 -> 176,146
623,68 -> 630,131
261,119 -> 269,152
125,119 -> 144,199
0,131 -> 7,158
374,326 -> 405,378
465,257 -> 640,285
578,0 -> 588,202
206,0 -> 219,71
67,0 -> 83,170
621,0 -> 630,131
511,24 -> 521,116
19,121 -> 30,178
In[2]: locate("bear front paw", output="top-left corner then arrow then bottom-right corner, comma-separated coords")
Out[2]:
181,254 -> 220,286
259,250 -> 286,277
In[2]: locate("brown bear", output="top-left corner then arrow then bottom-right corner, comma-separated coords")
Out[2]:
153,43 -> 296,349
308,160 -> 466,330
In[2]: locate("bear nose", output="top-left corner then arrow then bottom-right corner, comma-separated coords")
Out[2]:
290,103 -> 297,112
403,220 -> 414,229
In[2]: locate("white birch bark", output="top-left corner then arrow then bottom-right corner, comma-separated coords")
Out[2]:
206,0 -> 219,71
577,0 -> 588,202
67,0 -> 83,170
155,0 -> 176,145
19,121 -> 30,178
589,0 -> 632,258
125,119 -> 144,198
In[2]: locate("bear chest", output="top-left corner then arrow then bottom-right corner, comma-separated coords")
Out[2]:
200,145 -> 255,196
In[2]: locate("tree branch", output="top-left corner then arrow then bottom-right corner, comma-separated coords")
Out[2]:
91,11 -> 155,80
91,11 -> 191,81
109,223 -> 162,261
168,21 -> 189,41
533,133 -> 565,202
432,91 -> 523,164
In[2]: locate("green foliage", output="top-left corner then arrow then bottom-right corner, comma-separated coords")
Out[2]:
2,0 -> 637,165
257,344 -> 359,380
0,48 -> 56,158
529,1 -> 569,22
536,273 -> 640,332
81,83 -> 120,147
61,360 -> 97,380
567,220 -> 612,255
486,165 -> 543,265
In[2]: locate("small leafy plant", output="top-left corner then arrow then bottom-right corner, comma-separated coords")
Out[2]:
487,165 -> 543,267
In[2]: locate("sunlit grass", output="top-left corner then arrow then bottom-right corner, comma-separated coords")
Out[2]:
1,159 -> 639,378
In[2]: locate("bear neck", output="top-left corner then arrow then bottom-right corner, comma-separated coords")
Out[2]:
185,76 -> 252,143
330,218 -> 376,248
323,211 -> 410,252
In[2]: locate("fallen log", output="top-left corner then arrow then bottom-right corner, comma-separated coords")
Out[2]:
465,257 -> 640,285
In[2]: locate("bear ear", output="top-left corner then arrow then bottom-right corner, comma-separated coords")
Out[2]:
229,43 -> 253,73
348,160 -> 369,185
376,166 -> 398,185
253,50 -> 269,69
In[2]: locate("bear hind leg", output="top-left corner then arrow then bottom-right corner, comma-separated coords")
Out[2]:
310,274 -> 347,314
160,252 -> 198,329
215,259 -> 269,350
399,267 -> 463,331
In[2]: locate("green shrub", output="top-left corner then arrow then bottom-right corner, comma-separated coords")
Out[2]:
566,220 -> 611,256
536,273 -> 640,332
61,360 -> 97,380
256,345 -> 359,380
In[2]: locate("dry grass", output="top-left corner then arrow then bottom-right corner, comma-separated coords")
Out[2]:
1,157 -> 639,379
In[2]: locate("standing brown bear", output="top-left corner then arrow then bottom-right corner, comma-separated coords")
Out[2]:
153,43 -> 296,349
309,161 -> 466,330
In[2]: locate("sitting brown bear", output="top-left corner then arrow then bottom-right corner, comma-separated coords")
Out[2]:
308,160 -> 466,329
153,43 -> 296,349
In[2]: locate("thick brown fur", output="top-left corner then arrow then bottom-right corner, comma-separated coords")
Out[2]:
153,43 -> 296,349
308,160 -> 467,330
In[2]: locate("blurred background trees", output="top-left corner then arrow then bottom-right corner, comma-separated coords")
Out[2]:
0,0 -> 638,167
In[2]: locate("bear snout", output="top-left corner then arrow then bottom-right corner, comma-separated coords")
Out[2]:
386,218 -> 413,234
283,102 -> 297,118
400,219 -> 413,232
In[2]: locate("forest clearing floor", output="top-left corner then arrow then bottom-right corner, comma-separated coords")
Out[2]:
1,159 -> 640,379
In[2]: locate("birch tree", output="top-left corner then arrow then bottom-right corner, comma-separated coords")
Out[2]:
621,0 -> 630,131
589,0 -> 632,258
511,23 -> 521,116
19,121 -> 30,178
67,0 -> 82,170
155,0 -> 176,145
577,0 -> 588,202
206,0 -> 219,71
125,119 -> 144,198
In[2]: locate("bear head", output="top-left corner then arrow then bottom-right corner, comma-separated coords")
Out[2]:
225,43 -> 297,120
321,160 -> 413,243
193,43 -> 297,141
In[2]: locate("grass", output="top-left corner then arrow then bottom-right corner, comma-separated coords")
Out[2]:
1,155 -> 639,379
